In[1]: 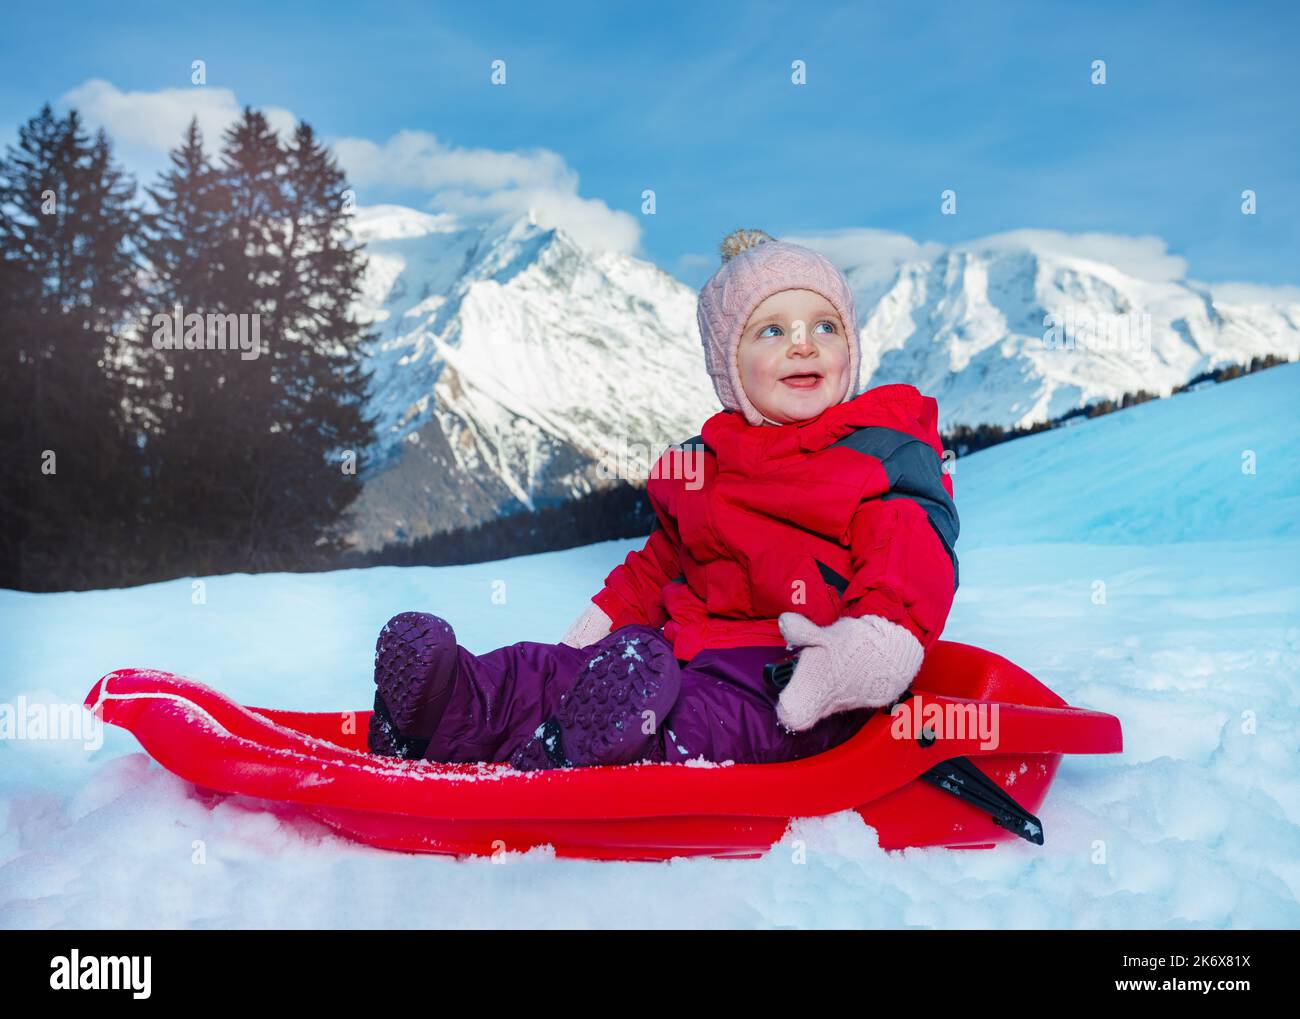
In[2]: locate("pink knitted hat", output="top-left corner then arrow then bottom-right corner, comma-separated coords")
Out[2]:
696,229 -> 861,426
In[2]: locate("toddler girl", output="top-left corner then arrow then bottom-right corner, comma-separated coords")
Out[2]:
367,229 -> 959,769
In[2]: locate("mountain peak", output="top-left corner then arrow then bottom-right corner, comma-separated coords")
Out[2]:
346,202 -> 716,551
856,241 -> 1300,428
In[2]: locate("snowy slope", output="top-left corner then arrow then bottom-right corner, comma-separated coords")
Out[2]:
954,356 -> 1300,546
3,366 -> 1295,930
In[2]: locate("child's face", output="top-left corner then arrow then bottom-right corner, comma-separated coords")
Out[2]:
736,289 -> 849,424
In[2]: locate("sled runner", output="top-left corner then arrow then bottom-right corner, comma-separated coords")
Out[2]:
83,641 -> 1121,861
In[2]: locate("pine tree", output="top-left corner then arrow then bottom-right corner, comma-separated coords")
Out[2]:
209,108 -> 376,568
2,104 -> 378,586
275,121 -> 376,545
135,107 -> 292,573
0,105 -> 145,588
137,117 -> 238,570
137,109 -> 375,574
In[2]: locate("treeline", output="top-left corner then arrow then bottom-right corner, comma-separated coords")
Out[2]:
355,481 -> 656,568
0,104 -> 374,591
1172,353 -> 1291,392
943,353 -> 1292,458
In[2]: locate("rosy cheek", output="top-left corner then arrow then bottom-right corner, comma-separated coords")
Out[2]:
742,348 -> 777,385
825,335 -> 848,364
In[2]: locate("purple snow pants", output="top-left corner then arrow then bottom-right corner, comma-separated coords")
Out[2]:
420,632 -> 873,766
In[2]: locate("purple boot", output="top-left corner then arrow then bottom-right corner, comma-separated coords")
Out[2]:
368,611 -> 459,759
509,625 -> 682,771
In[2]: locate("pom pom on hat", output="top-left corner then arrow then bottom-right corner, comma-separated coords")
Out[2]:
720,228 -> 776,262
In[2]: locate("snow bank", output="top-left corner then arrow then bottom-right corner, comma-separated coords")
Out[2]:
2,365 -> 1297,928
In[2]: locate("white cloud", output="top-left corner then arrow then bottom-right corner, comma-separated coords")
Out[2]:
785,226 -> 1195,291
785,227 -> 943,271
332,129 -> 574,194
58,79 -> 640,256
966,229 -> 1188,283
1204,281 -> 1300,306
783,227 -> 946,299
61,79 -> 296,157
333,130 -> 639,254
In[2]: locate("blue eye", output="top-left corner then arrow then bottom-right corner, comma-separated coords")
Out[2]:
755,320 -> 836,339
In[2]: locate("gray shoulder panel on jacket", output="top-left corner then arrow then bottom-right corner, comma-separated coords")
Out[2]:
831,425 -> 960,589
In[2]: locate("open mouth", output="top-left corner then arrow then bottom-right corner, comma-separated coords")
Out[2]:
780,371 -> 823,390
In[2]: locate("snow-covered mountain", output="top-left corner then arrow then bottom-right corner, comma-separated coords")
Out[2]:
347,206 -> 1300,549
347,205 -> 721,550
850,241 -> 1300,430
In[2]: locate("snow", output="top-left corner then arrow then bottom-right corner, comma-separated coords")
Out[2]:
347,202 -> 722,549
355,202 -> 718,467
2,365 -> 1298,929
852,242 -> 1300,430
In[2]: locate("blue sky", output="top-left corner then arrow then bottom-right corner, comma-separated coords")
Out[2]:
2,0 -> 1297,288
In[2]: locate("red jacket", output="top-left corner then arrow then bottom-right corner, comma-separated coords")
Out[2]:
590,384 -> 960,662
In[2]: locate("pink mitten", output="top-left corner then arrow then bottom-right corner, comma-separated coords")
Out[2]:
560,602 -> 614,649
775,612 -> 924,732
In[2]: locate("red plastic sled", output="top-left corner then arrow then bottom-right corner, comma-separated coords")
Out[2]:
84,641 -> 1121,861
